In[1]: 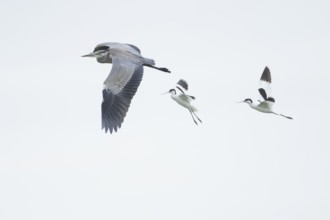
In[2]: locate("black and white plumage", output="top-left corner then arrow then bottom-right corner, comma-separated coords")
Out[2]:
176,79 -> 189,94
166,79 -> 201,125
239,66 -> 293,119
82,42 -> 170,133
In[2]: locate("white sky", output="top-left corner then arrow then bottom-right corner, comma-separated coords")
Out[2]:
0,0 -> 329,219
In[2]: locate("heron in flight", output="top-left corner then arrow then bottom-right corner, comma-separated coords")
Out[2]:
165,79 -> 202,125
238,66 -> 293,119
82,42 -> 170,133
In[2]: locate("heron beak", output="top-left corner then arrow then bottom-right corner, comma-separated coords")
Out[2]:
236,101 -> 244,103
81,52 -> 97,58
161,91 -> 169,95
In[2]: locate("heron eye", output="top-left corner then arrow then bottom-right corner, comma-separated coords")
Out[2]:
93,46 -> 110,52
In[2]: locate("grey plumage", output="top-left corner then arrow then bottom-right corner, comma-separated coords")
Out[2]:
101,66 -> 144,133
82,42 -> 170,133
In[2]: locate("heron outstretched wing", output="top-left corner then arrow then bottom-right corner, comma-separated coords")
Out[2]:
102,48 -> 144,133
126,44 -> 141,53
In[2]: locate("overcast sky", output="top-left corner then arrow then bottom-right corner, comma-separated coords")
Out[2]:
0,0 -> 329,219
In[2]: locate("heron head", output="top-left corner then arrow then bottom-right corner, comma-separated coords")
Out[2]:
82,45 -> 110,58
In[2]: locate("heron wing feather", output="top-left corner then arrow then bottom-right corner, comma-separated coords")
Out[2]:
102,65 -> 144,133
101,46 -> 144,133
103,49 -> 143,94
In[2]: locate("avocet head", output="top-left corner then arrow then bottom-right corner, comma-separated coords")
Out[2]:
237,98 -> 253,104
161,89 -> 176,95
168,89 -> 176,95
243,98 -> 253,104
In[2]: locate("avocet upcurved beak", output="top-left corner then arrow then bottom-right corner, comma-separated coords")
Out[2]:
161,91 -> 169,95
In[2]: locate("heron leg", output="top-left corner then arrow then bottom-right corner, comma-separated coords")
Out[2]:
144,64 -> 171,73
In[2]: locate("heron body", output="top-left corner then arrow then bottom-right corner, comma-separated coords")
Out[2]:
240,67 -> 293,120
82,42 -> 170,133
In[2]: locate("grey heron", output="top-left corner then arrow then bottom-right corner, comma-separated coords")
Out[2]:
238,66 -> 293,119
82,42 -> 171,133
165,79 -> 202,125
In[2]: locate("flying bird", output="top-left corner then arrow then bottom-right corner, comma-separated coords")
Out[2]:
238,66 -> 293,119
82,42 -> 170,133
166,79 -> 202,125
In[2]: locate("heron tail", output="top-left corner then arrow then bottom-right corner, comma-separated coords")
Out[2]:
143,58 -> 155,66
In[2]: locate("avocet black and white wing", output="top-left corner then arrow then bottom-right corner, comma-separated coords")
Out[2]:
175,79 -> 188,95
260,66 -> 272,83
176,79 -> 195,100
258,66 -> 274,101
177,79 -> 189,90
